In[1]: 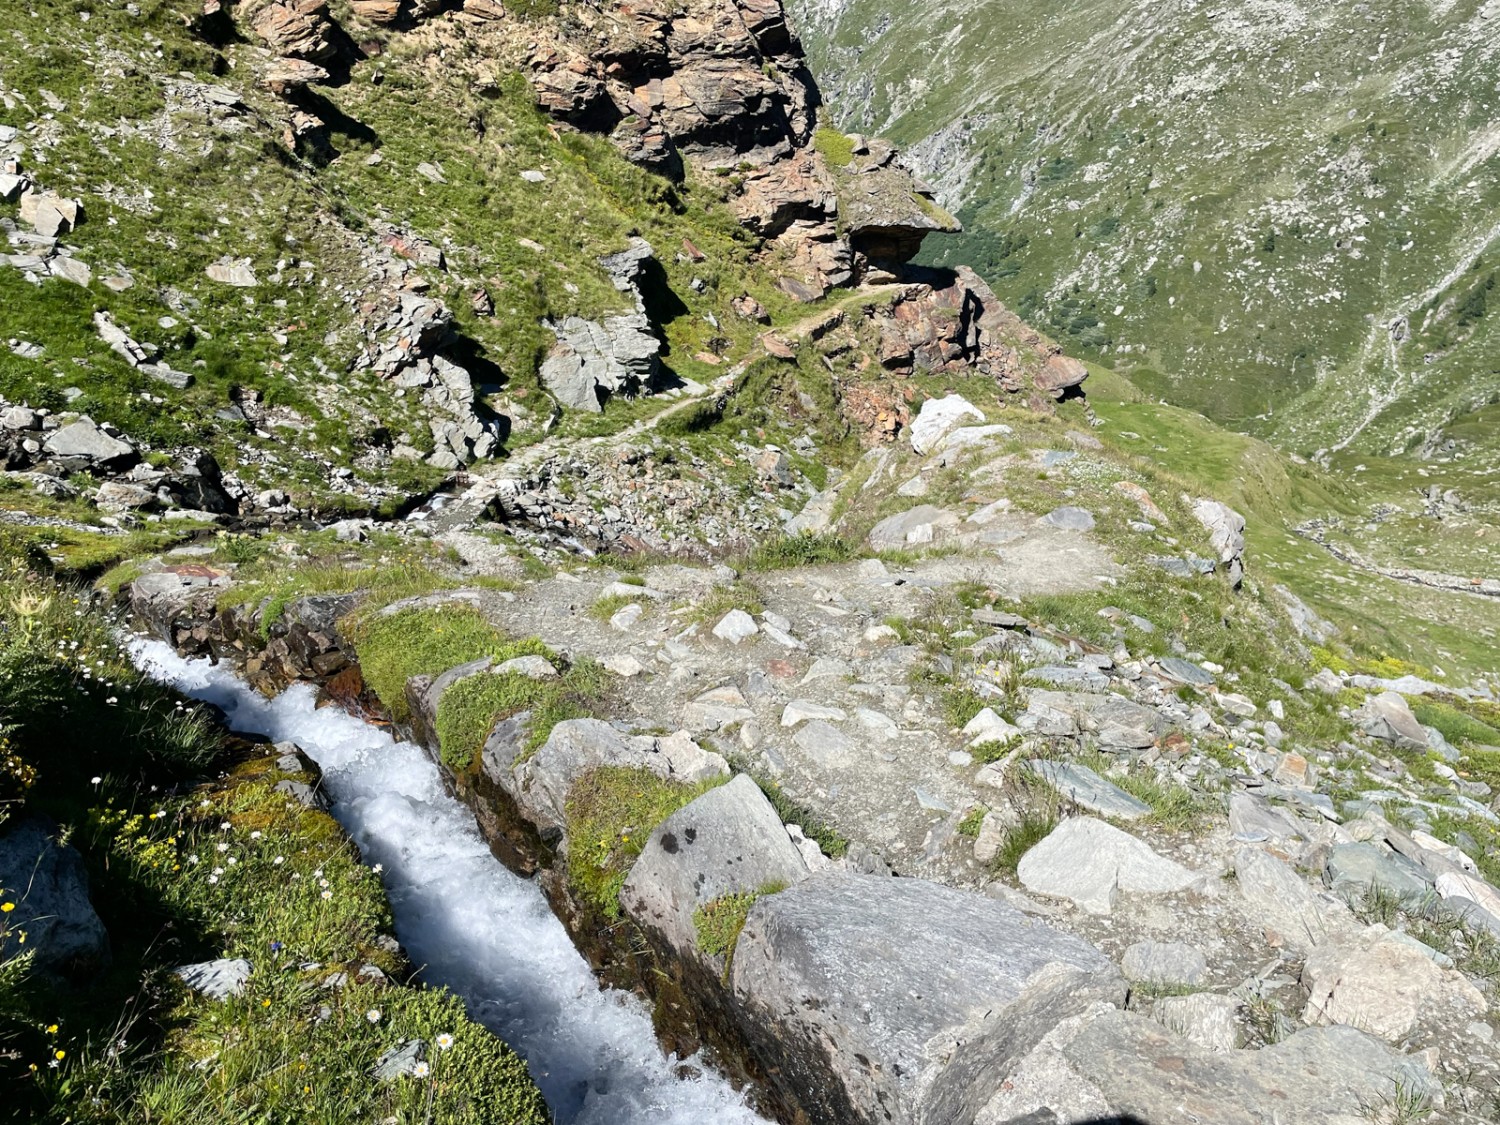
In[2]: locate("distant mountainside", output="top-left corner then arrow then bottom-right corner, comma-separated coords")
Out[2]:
787,0 -> 1500,457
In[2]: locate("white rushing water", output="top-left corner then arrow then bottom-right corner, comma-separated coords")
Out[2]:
132,640 -> 770,1125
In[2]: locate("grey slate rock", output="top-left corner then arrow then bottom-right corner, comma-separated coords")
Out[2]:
42,419 -> 137,468
1004,1009 -> 1435,1124
1228,792 -> 1305,844
1121,939 -> 1207,987
372,1039 -> 426,1080
1026,760 -> 1151,821
175,958 -> 252,1000
731,872 -> 1125,1125
1355,691 -> 1428,751
0,816 -> 110,976
620,774 -> 810,960
1157,657 -> 1215,686
1324,842 -> 1433,909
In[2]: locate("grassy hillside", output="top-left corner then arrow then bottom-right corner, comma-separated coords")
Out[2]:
788,0 -> 1500,457
0,0 -> 823,508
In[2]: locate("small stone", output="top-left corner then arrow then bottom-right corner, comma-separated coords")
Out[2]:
781,700 -> 847,727
1041,505 -> 1095,531
909,394 -> 984,454
175,958 -> 252,1001
963,707 -> 1020,747
1157,657 -> 1215,686
712,609 -> 759,644
493,655 -> 558,679
609,602 -> 644,632
1121,940 -> 1207,987
604,654 -> 645,677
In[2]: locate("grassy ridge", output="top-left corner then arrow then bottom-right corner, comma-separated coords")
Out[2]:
0,552 -> 548,1123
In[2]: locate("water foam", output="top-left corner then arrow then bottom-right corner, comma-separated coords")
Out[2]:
132,639 -> 769,1125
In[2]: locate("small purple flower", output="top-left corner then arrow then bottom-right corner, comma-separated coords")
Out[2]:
270,941 -> 284,954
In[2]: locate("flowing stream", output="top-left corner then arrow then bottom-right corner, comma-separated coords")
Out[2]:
132,640 -> 770,1125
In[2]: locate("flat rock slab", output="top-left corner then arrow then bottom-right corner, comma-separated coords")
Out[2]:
791,720 -> 863,768
1121,939 -> 1207,987
983,1008 -> 1439,1125
1235,846 -> 1358,955
1018,817 -> 1196,915
1302,924 -> 1486,1041
732,872 -> 1124,1125
1040,505 -> 1095,531
868,505 -> 960,551
620,774 -> 809,960
176,958 -> 252,1000
1157,657 -> 1216,686
511,719 -> 728,838
1022,690 -> 1165,748
1324,842 -> 1433,909
1027,760 -> 1151,821
1228,792 -> 1305,844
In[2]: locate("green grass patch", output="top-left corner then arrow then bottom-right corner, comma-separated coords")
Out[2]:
740,532 -> 859,571
679,582 -> 765,626
589,591 -> 651,622
348,605 -> 517,724
692,881 -> 787,974
813,126 -> 857,168
1412,700 -> 1500,748
565,767 -> 726,919
435,655 -> 609,773
957,807 -> 986,837
0,540 -> 547,1122
993,811 -> 1058,876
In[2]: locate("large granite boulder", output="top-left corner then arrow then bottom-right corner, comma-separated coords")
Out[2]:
1301,924 -> 1486,1042
731,873 -> 1125,1125
511,719 -> 728,841
980,1005 -> 1439,1124
620,774 -> 810,962
0,817 -> 110,977
1235,846 -> 1359,955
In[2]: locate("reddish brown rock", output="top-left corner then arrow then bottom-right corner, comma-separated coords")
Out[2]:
1037,353 -> 1089,395
349,0 -> 401,22
461,0 -> 506,18
252,0 -> 339,60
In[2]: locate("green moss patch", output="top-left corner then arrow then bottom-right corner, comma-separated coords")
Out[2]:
692,881 -> 787,973
348,605 -> 535,723
435,656 -> 608,773
565,767 -> 726,919
0,547 -> 547,1123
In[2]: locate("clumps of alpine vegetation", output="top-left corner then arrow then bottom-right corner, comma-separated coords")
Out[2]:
791,0 -> 1500,458
102,368 -> 1500,1120
0,556 -> 547,1122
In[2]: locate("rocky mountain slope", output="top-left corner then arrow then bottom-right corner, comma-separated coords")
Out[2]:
786,0 -> 1500,458
5,2 -> 1500,1123
0,0 -> 1063,525
117,384 -> 1500,1122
